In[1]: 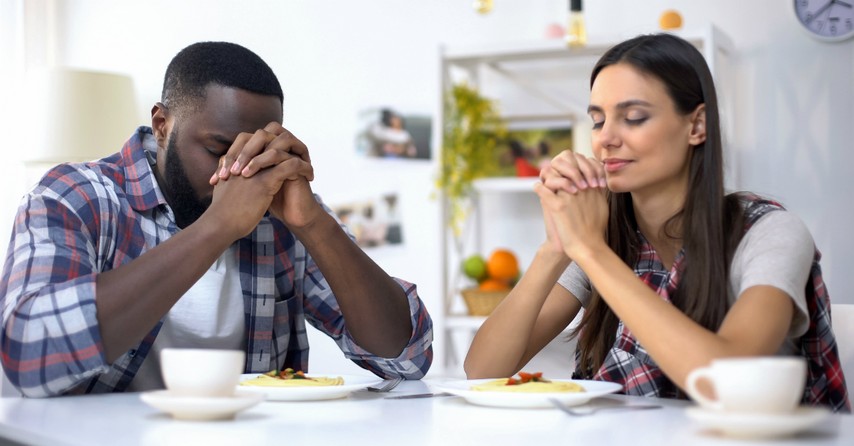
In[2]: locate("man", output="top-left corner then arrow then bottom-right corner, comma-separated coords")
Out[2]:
0,42 -> 433,397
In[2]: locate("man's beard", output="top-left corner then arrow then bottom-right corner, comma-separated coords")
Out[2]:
163,129 -> 210,229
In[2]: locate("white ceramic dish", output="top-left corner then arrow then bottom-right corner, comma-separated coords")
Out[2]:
140,389 -> 264,421
236,373 -> 382,401
685,406 -> 830,439
430,378 -> 623,409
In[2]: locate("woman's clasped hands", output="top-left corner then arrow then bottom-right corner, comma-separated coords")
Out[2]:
535,151 -> 610,261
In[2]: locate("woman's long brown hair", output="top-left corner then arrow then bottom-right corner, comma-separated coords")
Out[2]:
571,34 -> 745,376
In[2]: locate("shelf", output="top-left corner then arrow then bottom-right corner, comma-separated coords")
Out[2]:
443,39 -> 617,67
441,28 -> 733,68
472,177 -> 538,194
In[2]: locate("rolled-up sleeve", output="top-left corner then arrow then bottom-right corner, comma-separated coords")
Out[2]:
0,175 -> 110,397
301,263 -> 434,379
338,277 -> 433,379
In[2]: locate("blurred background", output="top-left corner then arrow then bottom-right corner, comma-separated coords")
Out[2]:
1,0 -> 852,378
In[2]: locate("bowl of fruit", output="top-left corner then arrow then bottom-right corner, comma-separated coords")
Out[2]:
460,249 -> 519,316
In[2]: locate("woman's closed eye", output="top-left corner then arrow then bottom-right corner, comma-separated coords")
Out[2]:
625,116 -> 648,126
590,115 -> 647,130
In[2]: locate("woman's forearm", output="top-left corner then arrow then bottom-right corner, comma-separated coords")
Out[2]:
464,246 -> 572,378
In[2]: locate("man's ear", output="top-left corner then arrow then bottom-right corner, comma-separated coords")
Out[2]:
688,103 -> 707,146
151,102 -> 170,147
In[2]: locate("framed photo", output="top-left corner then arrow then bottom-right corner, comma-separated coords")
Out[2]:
332,193 -> 403,248
356,107 -> 432,160
492,118 -> 573,177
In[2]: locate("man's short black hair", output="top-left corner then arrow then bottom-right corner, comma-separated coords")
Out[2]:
161,41 -> 283,114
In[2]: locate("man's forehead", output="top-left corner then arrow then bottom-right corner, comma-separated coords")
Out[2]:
179,85 -> 282,136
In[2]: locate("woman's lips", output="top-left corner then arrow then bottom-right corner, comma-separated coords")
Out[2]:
603,159 -> 631,173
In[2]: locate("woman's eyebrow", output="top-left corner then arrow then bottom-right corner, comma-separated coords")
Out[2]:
588,100 -> 654,114
616,99 -> 653,109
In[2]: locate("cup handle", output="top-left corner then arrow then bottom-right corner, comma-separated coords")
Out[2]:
685,367 -> 723,410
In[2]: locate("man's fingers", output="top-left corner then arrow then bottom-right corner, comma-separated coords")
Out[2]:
255,157 -> 315,186
241,151 -> 315,181
230,129 -> 277,175
265,130 -> 311,164
264,121 -> 286,136
215,124 -> 312,184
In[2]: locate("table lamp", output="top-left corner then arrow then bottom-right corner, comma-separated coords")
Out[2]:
22,68 -> 139,164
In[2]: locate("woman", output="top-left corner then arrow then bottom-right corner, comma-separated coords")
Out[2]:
463,33 -> 849,412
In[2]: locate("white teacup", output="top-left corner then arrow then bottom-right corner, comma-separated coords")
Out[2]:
685,357 -> 806,414
160,348 -> 245,398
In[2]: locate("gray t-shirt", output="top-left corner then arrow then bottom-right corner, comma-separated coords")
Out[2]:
557,210 -> 813,352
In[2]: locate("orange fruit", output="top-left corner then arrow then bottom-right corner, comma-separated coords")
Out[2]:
479,278 -> 510,292
659,10 -> 682,30
486,249 -> 519,282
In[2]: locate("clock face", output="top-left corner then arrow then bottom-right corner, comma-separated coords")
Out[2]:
794,0 -> 854,41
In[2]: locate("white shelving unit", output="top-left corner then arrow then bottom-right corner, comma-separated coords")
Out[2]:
438,26 -> 734,376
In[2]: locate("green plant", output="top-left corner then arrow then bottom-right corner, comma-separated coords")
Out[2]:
437,83 -> 506,237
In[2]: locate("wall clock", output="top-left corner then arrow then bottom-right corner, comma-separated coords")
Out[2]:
794,0 -> 854,42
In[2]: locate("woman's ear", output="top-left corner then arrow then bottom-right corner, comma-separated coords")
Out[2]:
688,104 -> 707,146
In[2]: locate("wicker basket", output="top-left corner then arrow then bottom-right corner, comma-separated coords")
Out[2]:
461,288 -> 510,316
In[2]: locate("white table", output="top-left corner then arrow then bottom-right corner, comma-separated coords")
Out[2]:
0,380 -> 850,446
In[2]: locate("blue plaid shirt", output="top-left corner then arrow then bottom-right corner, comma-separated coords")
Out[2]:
0,127 -> 433,397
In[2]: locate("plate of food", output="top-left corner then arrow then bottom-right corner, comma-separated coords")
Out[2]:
236,368 -> 383,401
431,372 -> 623,408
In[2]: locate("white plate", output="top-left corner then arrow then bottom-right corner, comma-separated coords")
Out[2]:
236,373 -> 382,401
685,406 -> 831,439
431,378 -> 623,408
140,390 -> 264,421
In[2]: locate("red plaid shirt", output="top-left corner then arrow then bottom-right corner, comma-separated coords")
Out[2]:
577,194 -> 850,412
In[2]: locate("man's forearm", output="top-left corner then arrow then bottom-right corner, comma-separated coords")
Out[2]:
96,215 -> 233,362
291,213 -> 412,358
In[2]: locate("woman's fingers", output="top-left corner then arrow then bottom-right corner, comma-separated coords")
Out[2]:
542,173 -> 578,194
572,153 -> 607,188
542,151 -> 606,193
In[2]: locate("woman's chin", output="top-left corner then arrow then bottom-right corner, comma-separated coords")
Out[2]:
605,182 -> 629,194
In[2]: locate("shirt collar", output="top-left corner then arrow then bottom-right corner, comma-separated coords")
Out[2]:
118,126 -> 168,212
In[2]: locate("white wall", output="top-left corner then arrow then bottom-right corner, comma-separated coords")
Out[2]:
3,0 -> 853,377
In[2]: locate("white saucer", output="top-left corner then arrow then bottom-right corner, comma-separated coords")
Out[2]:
685,406 -> 831,439
140,390 -> 265,421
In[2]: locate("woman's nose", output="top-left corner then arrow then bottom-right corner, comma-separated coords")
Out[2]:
595,121 -> 620,150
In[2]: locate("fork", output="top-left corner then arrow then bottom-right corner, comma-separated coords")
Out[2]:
549,398 -> 662,416
367,377 -> 404,392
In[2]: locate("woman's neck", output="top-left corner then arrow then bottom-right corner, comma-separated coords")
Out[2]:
632,187 -> 686,269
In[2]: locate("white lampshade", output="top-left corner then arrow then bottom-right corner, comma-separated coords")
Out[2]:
23,68 -> 139,164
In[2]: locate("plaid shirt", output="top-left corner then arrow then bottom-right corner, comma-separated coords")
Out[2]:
0,127 -> 433,397
579,194 -> 850,412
